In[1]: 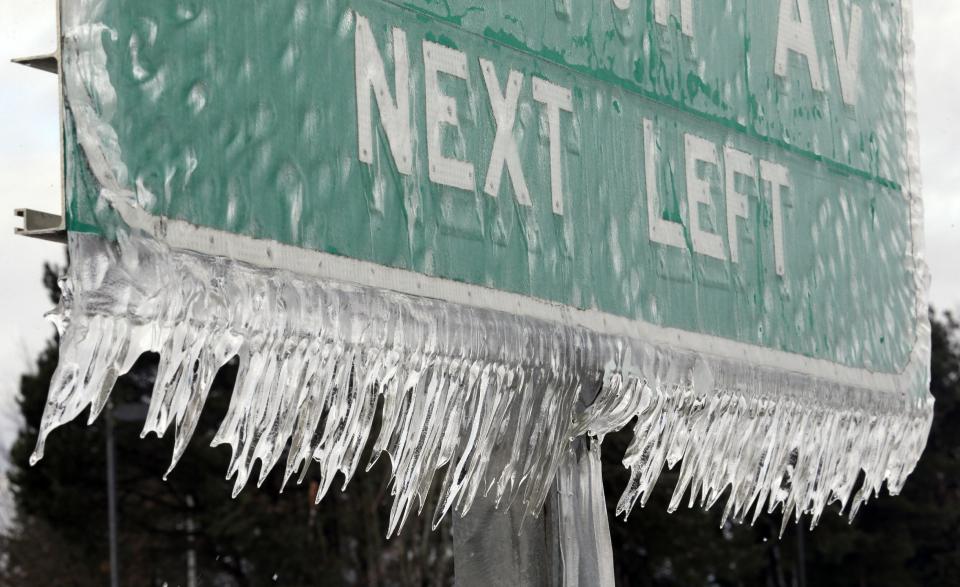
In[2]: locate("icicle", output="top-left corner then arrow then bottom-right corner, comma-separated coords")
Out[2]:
32,232 -> 933,537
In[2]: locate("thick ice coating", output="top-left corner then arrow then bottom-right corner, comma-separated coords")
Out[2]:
33,0 -> 935,545
33,232 -> 932,537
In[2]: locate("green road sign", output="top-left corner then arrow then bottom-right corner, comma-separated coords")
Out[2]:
59,0 -> 926,395
23,1 -> 933,563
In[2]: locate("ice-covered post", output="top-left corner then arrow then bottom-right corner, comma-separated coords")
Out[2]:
453,439 -> 614,587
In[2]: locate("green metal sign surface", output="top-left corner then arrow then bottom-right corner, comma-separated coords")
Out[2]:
62,0 -> 921,378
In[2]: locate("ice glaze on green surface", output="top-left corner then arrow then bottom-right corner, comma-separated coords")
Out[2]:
62,0 -> 918,373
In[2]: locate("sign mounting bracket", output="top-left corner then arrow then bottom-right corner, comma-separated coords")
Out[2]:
14,209 -> 66,243
11,54 -> 59,75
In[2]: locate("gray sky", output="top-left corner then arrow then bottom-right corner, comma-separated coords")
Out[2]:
0,0 -> 59,525
0,0 -> 957,461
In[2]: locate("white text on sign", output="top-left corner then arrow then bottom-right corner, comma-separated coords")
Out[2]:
350,9 -> 858,277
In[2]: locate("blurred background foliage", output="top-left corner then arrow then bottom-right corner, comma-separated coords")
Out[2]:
1,263 -> 957,586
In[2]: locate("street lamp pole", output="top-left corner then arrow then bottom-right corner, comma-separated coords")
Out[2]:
105,403 -> 120,587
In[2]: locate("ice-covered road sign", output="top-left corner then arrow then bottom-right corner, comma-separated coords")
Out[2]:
29,0 -> 931,570
61,0 -> 925,388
